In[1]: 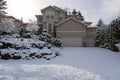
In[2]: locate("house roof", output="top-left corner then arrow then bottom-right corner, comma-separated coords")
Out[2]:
56,17 -> 92,26
4,16 -> 22,23
41,5 -> 66,12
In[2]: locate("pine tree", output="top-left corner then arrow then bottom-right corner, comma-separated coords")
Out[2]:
78,11 -> 84,21
109,17 -> 120,51
0,0 -> 7,21
96,19 -> 107,47
72,9 -> 77,15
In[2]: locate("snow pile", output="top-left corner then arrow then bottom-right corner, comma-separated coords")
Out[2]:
0,64 -> 101,80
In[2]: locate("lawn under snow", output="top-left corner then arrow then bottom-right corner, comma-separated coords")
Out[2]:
0,47 -> 120,80
0,64 -> 100,80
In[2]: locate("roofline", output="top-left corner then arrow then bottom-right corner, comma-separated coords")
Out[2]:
41,5 -> 66,13
56,17 -> 91,26
35,15 -> 42,17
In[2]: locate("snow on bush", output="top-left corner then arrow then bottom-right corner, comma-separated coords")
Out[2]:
0,64 -> 101,80
26,21 -> 39,32
115,43 -> 120,52
0,18 -> 15,34
39,29 -> 62,47
0,35 -> 60,60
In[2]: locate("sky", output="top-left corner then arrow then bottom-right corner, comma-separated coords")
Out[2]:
6,0 -> 120,26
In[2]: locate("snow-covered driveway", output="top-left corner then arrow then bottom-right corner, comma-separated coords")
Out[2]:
0,47 -> 120,80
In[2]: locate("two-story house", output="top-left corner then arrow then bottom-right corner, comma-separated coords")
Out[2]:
36,6 -> 97,47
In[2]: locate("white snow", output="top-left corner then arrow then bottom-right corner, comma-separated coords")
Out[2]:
0,47 -> 120,80
0,64 -> 101,80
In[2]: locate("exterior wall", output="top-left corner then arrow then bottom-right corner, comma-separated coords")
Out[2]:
56,19 -> 87,47
42,7 -> 58,22
56,19 -> 86,32
86,28 -> 97,47
41,7 -> 66,36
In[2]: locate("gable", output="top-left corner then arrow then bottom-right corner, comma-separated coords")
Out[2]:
56,19 -> 86,31
41,6 -> 66,13
41,7 -> 56,13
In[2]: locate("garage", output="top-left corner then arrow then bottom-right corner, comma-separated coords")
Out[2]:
56,18 -> 86,47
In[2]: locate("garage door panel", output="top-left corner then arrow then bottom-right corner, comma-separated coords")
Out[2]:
61,37 -> 82,47
56,32 -> 85,37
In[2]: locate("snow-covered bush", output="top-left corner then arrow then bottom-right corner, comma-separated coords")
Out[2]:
26,21 -> 39,34
0,35 -> 60,60
12,34 -> 20,38
22,31 -> 33,38
39,29 -> 52,42
0,18 -> 15,34
39,29 -> 62,47
115,43 -> 120,52
52,38 -> 62,47
1,53 -> 11,60
19,27 -> 26,37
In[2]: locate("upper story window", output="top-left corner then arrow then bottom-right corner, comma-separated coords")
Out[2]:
38,16 -> 42,22
45,11 -> 55,20
59,13 -> 64,21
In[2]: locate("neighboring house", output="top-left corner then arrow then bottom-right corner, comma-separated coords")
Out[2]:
4,16 -> 22,26
36,5 -> 97,47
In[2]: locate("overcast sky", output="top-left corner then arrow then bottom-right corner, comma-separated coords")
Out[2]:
6,0 -> 120,26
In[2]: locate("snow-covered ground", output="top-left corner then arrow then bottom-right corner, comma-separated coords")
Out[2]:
0,47 -> 120,80
0,64 -> 101,80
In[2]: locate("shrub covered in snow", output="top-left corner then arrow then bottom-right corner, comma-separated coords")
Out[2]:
0,35 -> 60,60
39,29 -> 62,47
0,18 -> 16,34
26,21 -> 39,33
115,43 -> 120,52
52,38 -> 62,47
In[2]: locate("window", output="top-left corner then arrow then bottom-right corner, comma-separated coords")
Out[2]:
59,13 -> 63,21
47,23 -> 54,32
45,11 -> 55,20
48,23 -> 52,32
38,16 -> 42,22
51,15 -> 54,20
46,15 -> 50,19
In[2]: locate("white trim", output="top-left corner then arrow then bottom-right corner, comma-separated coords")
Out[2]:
56,31 -> 86,33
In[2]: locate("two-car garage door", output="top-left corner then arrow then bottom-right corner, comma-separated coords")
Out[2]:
61,37 -> 82,47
